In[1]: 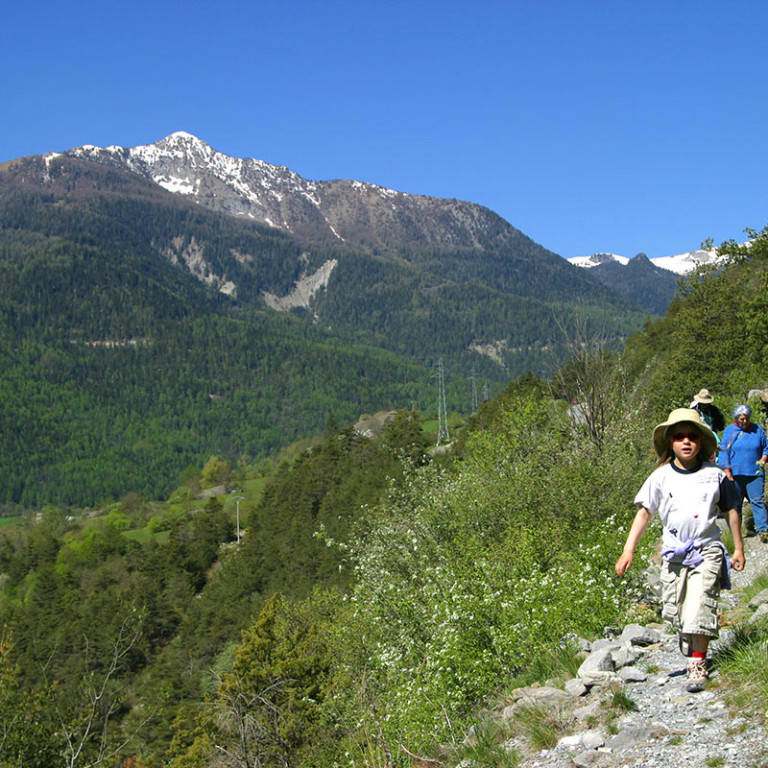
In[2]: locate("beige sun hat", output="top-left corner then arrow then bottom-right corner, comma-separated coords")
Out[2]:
652,408 -> 717,459
693,388 -> 714,404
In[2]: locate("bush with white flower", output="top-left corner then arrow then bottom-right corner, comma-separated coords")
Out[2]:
339,391 -> 654,754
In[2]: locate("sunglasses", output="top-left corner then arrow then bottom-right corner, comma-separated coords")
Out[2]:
671,431 -> 700,442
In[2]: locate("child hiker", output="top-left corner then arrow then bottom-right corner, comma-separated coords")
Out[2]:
615,408 -> 744,693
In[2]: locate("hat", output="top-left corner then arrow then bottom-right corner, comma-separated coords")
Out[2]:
652,408 -> 717,459
693,388 -> 714,404
759,390 -> 768,404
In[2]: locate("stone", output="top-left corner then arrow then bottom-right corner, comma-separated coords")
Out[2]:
501,685 -> 569,721
578,648 -> 618,686
619,623 -> 662,646
557,734 -> 582,749
606,726 -> 657,750
748,588 -> 768,608
748,603 -> 768,624
572,752 -> 601,767
561,632 -> 592,653
618,666 -> 648,682
572,699 -> 602,722
565,678 -> 589,697
589,638 -> 620,653
611,642 -> 642,668
581,729 -> 606,749
643,567 -> 662,601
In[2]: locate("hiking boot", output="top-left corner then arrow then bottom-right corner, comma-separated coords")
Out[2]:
760,531 -> 768,544
686,657 -> 708,692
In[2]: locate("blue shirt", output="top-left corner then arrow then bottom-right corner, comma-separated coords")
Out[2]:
717,422 -> 768,475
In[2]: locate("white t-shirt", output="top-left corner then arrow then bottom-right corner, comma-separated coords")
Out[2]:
634,461 -> 735,551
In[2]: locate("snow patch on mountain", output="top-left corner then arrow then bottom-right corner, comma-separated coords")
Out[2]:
650,248 -> 723,275
569,253 -> 630,269
155,175 -> 197,195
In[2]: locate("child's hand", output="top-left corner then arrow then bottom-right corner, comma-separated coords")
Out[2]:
615,552 -> 633,577
731,549 -> 745,571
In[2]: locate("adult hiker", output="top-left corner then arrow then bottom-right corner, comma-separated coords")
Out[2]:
717,404 -> 768,542
690,388 -> 725,434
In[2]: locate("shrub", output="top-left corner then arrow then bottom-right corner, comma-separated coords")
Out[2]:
338,391 -> 653,755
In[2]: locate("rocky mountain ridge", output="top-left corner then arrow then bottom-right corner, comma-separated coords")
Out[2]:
62,131 -> 529,256
566,247 -> 729,314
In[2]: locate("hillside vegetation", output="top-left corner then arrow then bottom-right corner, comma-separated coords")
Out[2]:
0,227 -> 766,767
0,153 -> 651,507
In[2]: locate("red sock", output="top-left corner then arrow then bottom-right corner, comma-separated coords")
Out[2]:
692,651 -> 706,659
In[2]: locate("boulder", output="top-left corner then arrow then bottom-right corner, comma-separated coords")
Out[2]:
619,623 -> 662,646
577,647 -> 619,686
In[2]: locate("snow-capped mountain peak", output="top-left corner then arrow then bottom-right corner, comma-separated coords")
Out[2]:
568,247 -> 724,276
69,132 -> 334,232
63,133 -> 504,252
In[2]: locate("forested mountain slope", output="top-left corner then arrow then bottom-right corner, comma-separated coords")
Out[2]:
0,148 -> 650,506
584,252 -> 681,315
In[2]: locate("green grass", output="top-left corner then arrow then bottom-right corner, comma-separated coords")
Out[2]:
421,414 -> 465,442
123,527 -> 170,544
510,704 -> 565,751
507,643 -> 583,690
610,689 -> 638,713
740,572 -> 768,605
450,719 -> 520,768
240,476 -> 268,503
711,605 -> 768,722
0,516 -> 22,529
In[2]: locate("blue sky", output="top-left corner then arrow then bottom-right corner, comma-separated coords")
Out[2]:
3,0 -> 767,260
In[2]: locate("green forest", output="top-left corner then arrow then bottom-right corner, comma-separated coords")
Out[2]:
0,154 -> 652,507
0,227 -> 767,767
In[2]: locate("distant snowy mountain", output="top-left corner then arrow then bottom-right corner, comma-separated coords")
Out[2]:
567,248 -> 723,276
565,246 -> 729,314
574,254 -> 679,315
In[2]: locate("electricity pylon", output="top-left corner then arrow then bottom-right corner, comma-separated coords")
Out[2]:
435,359 -> 450,445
